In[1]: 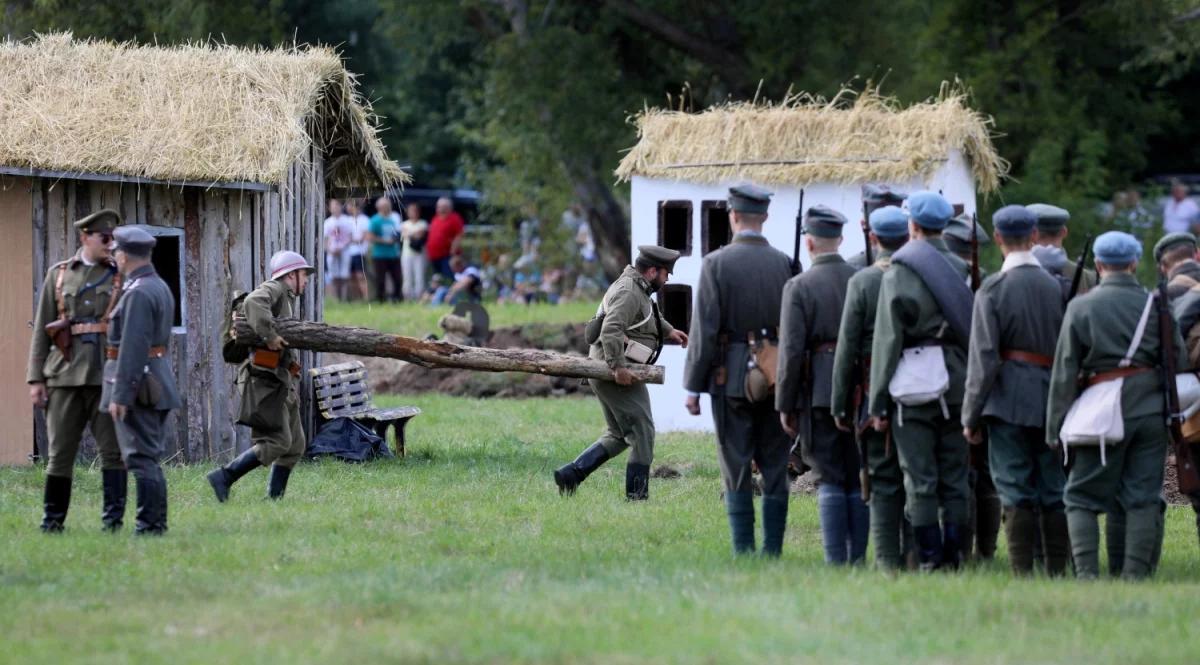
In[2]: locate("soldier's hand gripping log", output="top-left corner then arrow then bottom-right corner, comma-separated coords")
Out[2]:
232,319 -> 666,384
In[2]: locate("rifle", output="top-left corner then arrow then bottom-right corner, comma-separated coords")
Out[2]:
792,189 -> 805,276
854,368 -> 871,502
862,200 -> 873,267
1067,234 -> 1094,302
1157,279 -> 1200,495
969,212 -> 980,291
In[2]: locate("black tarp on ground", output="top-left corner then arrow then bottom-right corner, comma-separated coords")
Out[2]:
306,418 -> 393,462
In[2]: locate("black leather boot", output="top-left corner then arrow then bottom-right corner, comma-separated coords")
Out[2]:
761,495 -> 789,557
268,465 -> 292,500
915,524 -> 943,572
941,523 -> 964,571
134,471 -> 167,536
40,474 -> 72,533
207,449 -> 262,503
625,463 -> 650,501
1040,509 -> 1071,577
553,443 -> 610,495
101,469 -> 128,531
1004,506 -> 1037,575
726,490 -> 757,555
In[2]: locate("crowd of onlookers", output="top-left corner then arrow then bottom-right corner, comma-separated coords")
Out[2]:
323,197 -> 607,307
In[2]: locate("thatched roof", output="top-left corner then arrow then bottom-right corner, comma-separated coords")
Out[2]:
615,85 -> 1007,193
0,34 -> 408,189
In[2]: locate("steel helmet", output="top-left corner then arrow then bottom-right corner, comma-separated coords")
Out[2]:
269,250 -> 316,281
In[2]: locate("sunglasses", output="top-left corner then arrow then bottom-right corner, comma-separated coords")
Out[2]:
89,231 -> 113,244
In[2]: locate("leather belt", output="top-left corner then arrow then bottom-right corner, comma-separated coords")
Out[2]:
1085,366 -> 1151,388
1001,350 -> 1053,368
106,346 -> 167,360
71,322 -> 108,335
814,341 -> 837,353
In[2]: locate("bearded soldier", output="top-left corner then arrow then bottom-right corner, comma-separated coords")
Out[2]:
684,184 -> 793,556
831,205 -> 911,570
961,206 -> 1068,576
1047,231 -> 1183,579
553,245 -> 687,499
776,205 -> 865,564
207,251 -> 316,502
27,210 -> 125,532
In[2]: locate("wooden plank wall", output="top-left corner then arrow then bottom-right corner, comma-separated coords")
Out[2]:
0,177 -> 34,465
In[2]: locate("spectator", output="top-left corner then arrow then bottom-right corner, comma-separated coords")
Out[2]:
431,255 -> 482,305
400,203 -> 430,302
366,197 -> 403,302
427,197 -> 465,280
344,198 -> 371,301
1164,180 -> 1199,233
322,198 -> 354,301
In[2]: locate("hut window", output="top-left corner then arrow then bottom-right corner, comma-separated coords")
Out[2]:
657,201 -> 692,255
701,201 -> 731,255
144,226 -> 186,331
657,284 -> 692,333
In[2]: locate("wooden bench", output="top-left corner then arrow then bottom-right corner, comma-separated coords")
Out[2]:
310,360 -> 421,457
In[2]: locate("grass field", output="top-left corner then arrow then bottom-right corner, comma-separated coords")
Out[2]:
324,299 -> 600,338
3,395 -> 1200,664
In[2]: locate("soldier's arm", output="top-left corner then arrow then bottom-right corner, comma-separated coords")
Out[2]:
1045,304 -> 1084,445
598,287 -> 635,369
683,260 -> 720,394
830,277 -> 865,419
962,287 -> 1000,429
243,282 -> 281,342
867,271 -> 907,417
775,279 -> 807,413
111,290 -> 155,406
26,269 -> 58,383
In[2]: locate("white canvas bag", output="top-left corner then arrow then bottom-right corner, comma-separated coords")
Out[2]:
1059,292 -> 1156,464
888,344 -> 951,426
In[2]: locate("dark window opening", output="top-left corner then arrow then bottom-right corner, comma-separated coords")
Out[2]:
658,284 -> 692,333
701,201 -> 731,255
657,200 -> 692,255
149,234 -> 183,327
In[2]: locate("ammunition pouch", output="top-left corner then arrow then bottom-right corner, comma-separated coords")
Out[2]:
744,329 -> 779,404
136,372 -> 164,408
44,317 -> 72,361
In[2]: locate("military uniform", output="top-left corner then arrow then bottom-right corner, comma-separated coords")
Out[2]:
962,206 -> 1068,575
100,227 -> 181,535
1046,232 -> 1182,579
847,185 -> 909,271
868,192 -> 973,570
554,246 -> 678,499
777,205 -> 865,564
1156,233 -> 1200,300
27,209 -> 125,532
685,184 -> 793,555
831,205 -> 911,570
1027,203 -> 1097,300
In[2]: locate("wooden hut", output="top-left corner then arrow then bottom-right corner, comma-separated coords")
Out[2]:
0,34 -> 407,465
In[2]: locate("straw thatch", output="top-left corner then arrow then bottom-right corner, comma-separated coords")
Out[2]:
615,84 -> 1007,193
0,33 -> 408,188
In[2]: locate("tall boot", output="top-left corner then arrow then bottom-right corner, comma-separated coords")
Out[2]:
818,485 -> 849,564
207,449 -> 262,503
1068,508 -> 1100,579
1105,509 -> 1126,577
1040,509 -> 1071,577
1121,505 -> 1161,580
268,465 -> 292,500
961,483 -> 977,563
761,495 -> 788,558
870,494 -> 904,571
553,443 -> 610,496
847,490 -> 870,565
40,474 -> 72,533
942,523 -> 964,571
915,524 -> 944,572
625,463 -> 649,501
133,471 -> 167,536
976,493 -> 1002,561
1149,499 -> 1166,575
1003,506 -> 1037,575
725,490 -> 756,555
101,469 -> 128,531
1031,507 -> 1046,572
901,512 -> 918,570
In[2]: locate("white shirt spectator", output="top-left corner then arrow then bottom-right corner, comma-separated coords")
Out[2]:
323,214 -> 355,279
1164,196 -> 1199,233
348,213 -> 371,258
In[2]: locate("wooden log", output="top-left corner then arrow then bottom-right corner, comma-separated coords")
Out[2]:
232,319 -> 666,384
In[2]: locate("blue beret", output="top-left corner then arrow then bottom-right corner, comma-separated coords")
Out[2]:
906,191 -> 953,230
1093,231 -> 1142,266
113,226 -> 157,257
727,183 -> 773,214
992,205 -> 1037,237
869,206 -> 909,239
803,205 -> 846,238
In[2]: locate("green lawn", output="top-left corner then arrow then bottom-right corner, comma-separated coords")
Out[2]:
2,395 -> 1199,664
323,299 -> 599,338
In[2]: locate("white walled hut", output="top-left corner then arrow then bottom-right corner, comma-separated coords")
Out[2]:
615,87 -> 1006,432
0,34 -> 407,465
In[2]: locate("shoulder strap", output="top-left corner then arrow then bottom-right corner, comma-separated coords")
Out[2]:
647,301 -> 665,365
101,269 -> 123,323
1119,292 -> 1157,368
54,262 -> 68,321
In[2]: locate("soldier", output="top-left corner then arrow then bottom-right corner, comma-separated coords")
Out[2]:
684,184 -> 793,556
1172,243 -> 1200,550
868,191 -> 973,571
1047,231 -> 1182,579
1027,203 -> 1098,300
776,205 -> 865,564
1156,232 -> 1200,300
207,251 -> 316,502
847,185 -> 907,270
961,206 -> 1069,576
27,209 -> 125,532
553,245 -> 687,499
831,205 -> 911,570
101,227 -> 181,535
942,215 -> 992,270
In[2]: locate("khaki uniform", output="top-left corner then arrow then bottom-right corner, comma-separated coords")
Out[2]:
240,279 -> 307,468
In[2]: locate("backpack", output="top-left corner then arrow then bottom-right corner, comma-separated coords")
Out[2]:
221,291 -> 251,364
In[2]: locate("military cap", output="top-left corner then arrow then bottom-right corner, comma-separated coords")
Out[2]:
636,245 -> 680,272
113,226 -> 157,258
869,205 -> 909,239
990,205 -> 1037,238
802,204 -> 847,238
74,208 -> 121,233
906,191 -> 953,230
1026,203 -> 1070,233
727,183 -> 773,214
1153,232 -> 1197,262
944,215 -> 994,253
1093,231 -> 1142,266
862,184 -> 907,214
